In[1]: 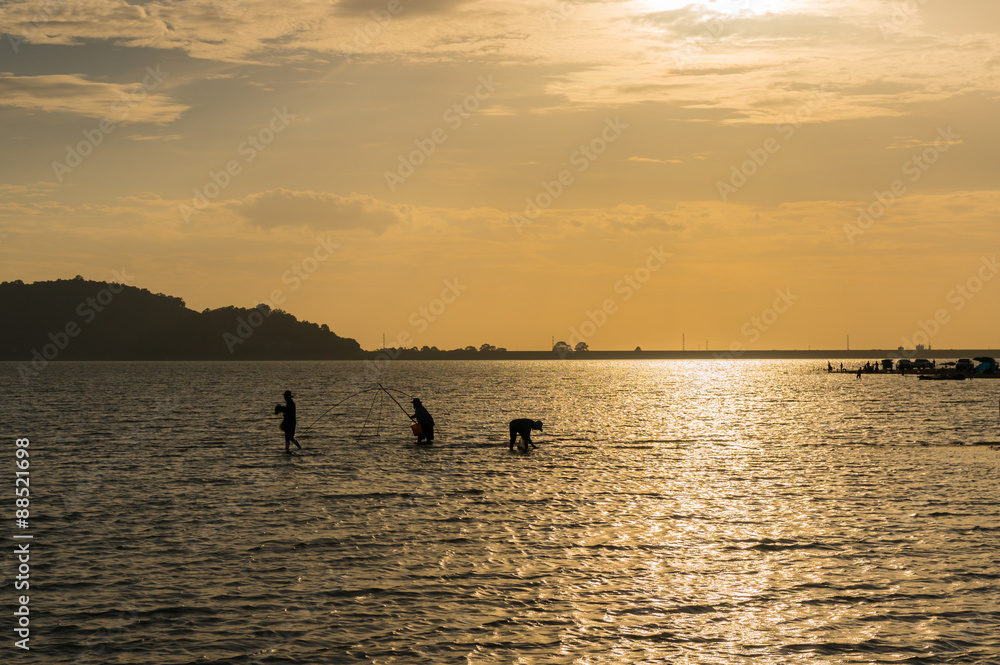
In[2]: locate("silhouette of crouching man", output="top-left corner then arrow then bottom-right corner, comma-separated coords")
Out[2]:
411,398 -> 435,443
509,419 -> 543,450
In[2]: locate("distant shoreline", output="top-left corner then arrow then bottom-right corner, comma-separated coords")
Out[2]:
5,349 -> 993,362
367,349 -> 995,361
6,280 -> 994,363
5,349 -> 996,362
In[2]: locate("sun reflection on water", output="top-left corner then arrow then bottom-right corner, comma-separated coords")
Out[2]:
9,359 -> 1000,663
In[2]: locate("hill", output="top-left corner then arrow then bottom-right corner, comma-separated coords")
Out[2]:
0,277 -> 364,362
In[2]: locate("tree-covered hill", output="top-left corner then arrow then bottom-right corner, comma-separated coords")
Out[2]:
0,277 -> 364,361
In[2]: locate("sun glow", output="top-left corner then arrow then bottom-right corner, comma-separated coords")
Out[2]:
640,0 -> 787,16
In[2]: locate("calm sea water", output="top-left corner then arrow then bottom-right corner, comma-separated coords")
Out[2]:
3,359 -> 1000,664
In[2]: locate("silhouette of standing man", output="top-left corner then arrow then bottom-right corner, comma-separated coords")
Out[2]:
509,419 -> 543,451
275,390 -> 301,453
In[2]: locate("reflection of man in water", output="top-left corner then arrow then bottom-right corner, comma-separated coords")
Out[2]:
509,419 -> 543,451
275,390 -> 301,453
411,398 -> 434,443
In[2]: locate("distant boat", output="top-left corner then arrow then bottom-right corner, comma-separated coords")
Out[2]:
974,357 -> 999,374
918,374 -> 966,381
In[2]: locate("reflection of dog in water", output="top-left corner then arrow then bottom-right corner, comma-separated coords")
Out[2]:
509,419 -> 543,451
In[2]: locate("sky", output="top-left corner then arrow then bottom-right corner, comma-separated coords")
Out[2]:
1,0 -> 999,352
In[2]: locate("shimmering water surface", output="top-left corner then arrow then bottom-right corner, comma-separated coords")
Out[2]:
3,360 -> 1000,664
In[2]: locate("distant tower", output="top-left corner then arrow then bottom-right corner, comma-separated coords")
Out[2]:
682,333 -> 685,351
847,334 -> 850,351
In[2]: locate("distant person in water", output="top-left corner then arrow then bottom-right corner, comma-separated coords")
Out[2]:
411,398 -> 434,443
509,419 -> 543,451
274,390 -> 301,453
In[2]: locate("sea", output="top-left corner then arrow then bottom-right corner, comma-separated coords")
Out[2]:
2,359 -> 1000,664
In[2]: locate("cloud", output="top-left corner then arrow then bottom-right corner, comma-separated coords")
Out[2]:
1,0 -> 180,54
641,5 -> 857,41
841,80 -> 923,97
0,182 -> 58,200
335,0 -> 474,17
126,133 -> 183,142
0,0 -> 494,64
0,73 -> 187,124
228,188 -> 408,232
591,205 -> 688,234
670,64 -> 772,77
627,156 -> 683,165
0,0 -> 328,63
2,1 -> 996,126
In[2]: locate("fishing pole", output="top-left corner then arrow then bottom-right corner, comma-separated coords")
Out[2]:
357,389 -> 381,441
379,383 -> 415,421
384,386 -> 419,401
299,387 -> 380,435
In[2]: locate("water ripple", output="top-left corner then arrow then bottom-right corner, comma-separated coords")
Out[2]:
2,359 -> 999,664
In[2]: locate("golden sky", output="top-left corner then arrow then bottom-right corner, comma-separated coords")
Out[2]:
1,0 -> 999,351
